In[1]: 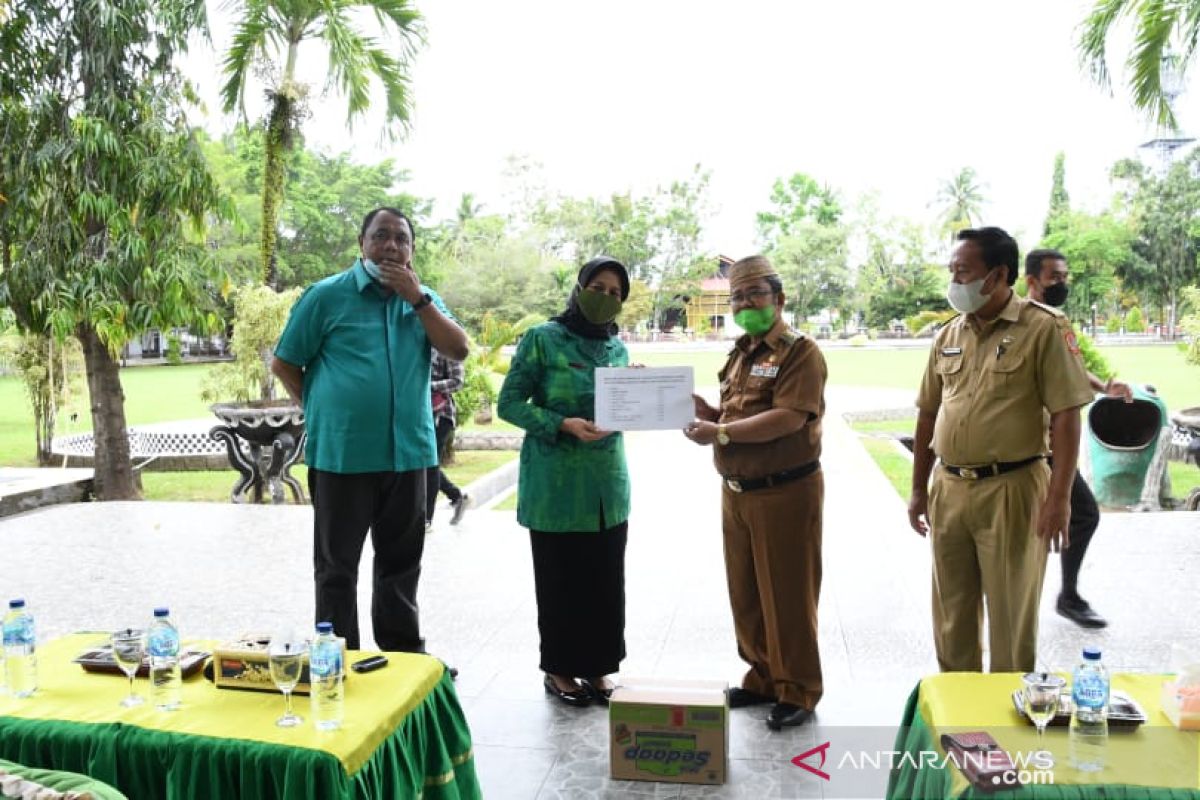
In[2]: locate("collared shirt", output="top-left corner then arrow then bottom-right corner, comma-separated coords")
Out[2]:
274,258 -> 453,474
430,349 -> 465,425
714,319 -> 827,480
497,321 -> 630,533
916,292 -> 1093,466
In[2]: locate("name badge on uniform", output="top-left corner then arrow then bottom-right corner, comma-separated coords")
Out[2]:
750,364 -> 780,378
940,347 -> 962,356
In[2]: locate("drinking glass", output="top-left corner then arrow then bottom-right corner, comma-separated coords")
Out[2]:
268,636 -> 305,727
1022,672 -> 1066,740
111,628 -> 145,708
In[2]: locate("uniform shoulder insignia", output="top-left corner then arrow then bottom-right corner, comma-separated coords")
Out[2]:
778,330 -> 798,345
1028,299 -> 1065,317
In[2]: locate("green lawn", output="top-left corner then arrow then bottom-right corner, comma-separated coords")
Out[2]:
637,343 -> 1198,405
849,418 -> 1200,503
140,450 -> 516,503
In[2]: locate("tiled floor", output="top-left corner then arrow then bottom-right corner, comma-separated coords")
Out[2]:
1,386 -> 1197,798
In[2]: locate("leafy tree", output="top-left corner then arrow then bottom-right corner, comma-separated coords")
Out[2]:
533,165 -> 713,330
434,215 -> 567,331
852,201 -> 948,328
0,0 -> 229,499
755,172 -> 841,248
201,285 -> 301,403
0,333 -> 83,465
1078,0 -> 1199,129
1110,154 -> 1200,335
1179,286 -> 1200,367
1045,152 -> 1070,235
1040,210 -> 1133,319
200,125 -> 432,290
221,0 -> 424,285
770,220 -> 850,322
934,167 -> 985,241
1126,305 -> 1146,332
620,279 -> 654,332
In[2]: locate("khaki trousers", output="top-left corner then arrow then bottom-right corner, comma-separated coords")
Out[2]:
722,470 -> 823,709
928,461 -> 1050,673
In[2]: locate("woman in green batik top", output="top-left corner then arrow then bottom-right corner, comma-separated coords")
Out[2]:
498,256 -> 632,708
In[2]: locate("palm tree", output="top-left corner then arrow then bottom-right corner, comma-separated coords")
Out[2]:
220,0 -> 424,285
935,167 -> 985,241
1078,0 -> 1199,130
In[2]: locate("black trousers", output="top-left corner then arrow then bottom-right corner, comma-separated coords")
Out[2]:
309,468 -> 426,652
425,416 -> 462,522
530,523 -> 628,677
1063,470 -> 1100,596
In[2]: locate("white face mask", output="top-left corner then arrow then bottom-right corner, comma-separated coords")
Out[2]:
362,258 -> 382,281
946,271 -> 996,314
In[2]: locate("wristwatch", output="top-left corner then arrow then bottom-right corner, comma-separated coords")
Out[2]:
716,424 -> 731,446
412,292 -> 433,311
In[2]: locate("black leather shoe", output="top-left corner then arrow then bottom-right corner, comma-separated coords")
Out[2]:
767,702 -> 813,730
1056,595 -> 1107,629
581,678 -> 614,705
728,687 -> 775,708
544,675 -> 592,707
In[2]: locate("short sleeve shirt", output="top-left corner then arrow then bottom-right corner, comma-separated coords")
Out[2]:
714,320 -> 827,480
274,258 -> 454,474
915,293 -> 1093,466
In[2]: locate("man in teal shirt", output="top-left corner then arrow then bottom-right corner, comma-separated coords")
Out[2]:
272,207 -> 469,652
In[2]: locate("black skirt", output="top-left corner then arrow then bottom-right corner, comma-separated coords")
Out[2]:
529,522 -> 628,677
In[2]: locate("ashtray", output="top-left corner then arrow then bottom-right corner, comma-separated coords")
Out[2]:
1010,688 -> 1146,729
74,643 -> 210,679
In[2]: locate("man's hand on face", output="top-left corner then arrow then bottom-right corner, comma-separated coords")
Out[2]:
377,259 -> 422,305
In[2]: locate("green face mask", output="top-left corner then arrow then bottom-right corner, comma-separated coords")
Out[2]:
576,287 -> 623,324
734,305 -> 776,336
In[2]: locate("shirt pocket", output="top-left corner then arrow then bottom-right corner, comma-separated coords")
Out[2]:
983,354 -> 1027,398
935,356 -> 965,397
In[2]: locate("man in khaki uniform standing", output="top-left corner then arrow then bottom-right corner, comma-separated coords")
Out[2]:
908,227 -> 1092,673
685,255 -> 826,730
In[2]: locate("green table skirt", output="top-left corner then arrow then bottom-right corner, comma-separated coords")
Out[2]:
886,685 -> 1200,800
0,671 -> 480,800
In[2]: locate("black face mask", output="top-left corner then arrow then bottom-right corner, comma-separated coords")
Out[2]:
1043,282 -> 1069,308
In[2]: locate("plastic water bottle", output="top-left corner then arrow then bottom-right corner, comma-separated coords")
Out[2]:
309,621 -> 344,730
1070,646 -> 1109,772
2,599 -> 37,698
146,607 -> 182,711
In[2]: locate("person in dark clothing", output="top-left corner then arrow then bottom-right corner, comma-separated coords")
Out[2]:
1025,248 -> 1132,629
426,349 -> 469,529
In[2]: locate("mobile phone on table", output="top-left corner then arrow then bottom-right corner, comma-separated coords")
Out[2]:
351,655 -> 389,673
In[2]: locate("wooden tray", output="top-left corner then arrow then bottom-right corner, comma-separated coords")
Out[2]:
1010,689 -> 1146,729
74,644 -> 210,679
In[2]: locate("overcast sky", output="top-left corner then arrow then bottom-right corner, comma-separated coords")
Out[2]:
186,0 -> 1200,257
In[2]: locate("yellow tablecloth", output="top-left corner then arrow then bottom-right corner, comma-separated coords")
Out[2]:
0,634 -> 444,775
892,672 -> 1200,798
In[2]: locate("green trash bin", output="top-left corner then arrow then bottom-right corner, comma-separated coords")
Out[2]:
1086,385 -> 1169,507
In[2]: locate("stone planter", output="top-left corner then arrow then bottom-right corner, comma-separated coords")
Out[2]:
209,400 -> 306,504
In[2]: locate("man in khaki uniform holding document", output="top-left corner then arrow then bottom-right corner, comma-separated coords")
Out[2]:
685,255 -> 826,730
908,227 -> 1093,673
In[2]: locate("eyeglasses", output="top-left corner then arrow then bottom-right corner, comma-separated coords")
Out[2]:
729,288 -> 774,306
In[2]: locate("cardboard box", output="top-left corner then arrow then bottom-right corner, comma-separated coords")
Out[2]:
212,634 -> 343,696
609,678 -> 727,785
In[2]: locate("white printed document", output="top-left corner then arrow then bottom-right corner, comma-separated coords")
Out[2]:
594,366 -> 695,431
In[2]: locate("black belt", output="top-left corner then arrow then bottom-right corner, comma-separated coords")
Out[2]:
941,455 -> 1044,481
724,461 -> 820,493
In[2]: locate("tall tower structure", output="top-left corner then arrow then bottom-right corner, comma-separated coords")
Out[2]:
1138,52 -> 1195,173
